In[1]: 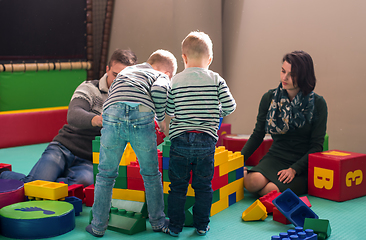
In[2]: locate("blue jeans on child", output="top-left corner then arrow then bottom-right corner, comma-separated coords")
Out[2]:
91,102 -> 165,234
167,132 -> 216,233
0,141 -> 93,187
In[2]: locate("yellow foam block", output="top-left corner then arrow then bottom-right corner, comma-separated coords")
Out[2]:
112,188 -> 145,202
93,143 -> 136,166
242,199 -> 267,221
219,152 -> 244,176
93,152 -> 99,164
121,143 -> 137,166
236,186 -> 244,202
24,180 -> 68,200
220,179 -> 244,199
214,146 -> 229,167
163,181 -> 195,197
211,197 -> 229,216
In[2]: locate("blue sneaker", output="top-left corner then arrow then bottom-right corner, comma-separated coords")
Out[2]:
196,226 -> 210,236
162,226 -> 179,237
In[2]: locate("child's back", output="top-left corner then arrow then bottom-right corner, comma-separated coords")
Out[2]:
163,31 -> 236,237
87,49 -> 177,237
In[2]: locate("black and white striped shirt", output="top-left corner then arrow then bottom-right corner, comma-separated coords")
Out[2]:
103,63 -> 170,122
166,67 -> 236,140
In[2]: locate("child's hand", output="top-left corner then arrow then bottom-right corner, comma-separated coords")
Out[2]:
157,121 -> 166,133
92,115 -> 103,127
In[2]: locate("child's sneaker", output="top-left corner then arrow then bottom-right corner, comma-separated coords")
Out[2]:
162,226 -> 179,237
153,219 -> 170,232
196,226 -> 210,236
85,224 -> 104,237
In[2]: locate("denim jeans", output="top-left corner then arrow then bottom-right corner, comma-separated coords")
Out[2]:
91,103 -> 165,234
167,132 -> 216,233
0,141 -> 93,187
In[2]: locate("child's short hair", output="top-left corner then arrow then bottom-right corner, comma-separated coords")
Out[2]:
182,31 -> 213,59
108,49 -> 137,67
147,49 -> 177,77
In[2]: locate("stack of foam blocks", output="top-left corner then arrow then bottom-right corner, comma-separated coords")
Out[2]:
92,137 -> 245,233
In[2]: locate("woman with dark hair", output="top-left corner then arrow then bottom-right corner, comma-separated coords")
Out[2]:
242,51 -> 327,196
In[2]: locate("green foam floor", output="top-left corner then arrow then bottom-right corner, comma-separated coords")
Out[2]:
1,143 -> 365,239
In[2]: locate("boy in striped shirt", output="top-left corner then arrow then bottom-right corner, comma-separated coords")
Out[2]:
163,31 -> 236,237
87,50 -> 177,237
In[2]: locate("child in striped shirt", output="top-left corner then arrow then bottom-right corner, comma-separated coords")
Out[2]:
87,49 -> 177,237
163,31 -> 236,237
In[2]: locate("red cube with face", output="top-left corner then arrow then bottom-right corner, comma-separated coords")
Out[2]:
308,150 -> 366,202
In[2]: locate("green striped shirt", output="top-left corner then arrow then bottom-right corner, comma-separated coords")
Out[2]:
166,67 -> 236,140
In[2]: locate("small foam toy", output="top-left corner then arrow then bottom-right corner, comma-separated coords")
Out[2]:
0,200 -> 75,239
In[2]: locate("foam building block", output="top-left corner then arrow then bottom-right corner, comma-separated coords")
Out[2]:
272,188 -> 318,227
273,206 -> 291,225
84,184 -> 95,207
0,179 -> 25,209
155,120 -> 166,146
67,184 -> 84,203
162,143 -> 244,217
216,123 -> 231,147
111,199 -> 148,218
92,138 -> 244,228
271,227 -> 317,240
108,208 -> 146,235
89,205 -> 146,235
65,196 -> 82,216
0,163 -> 12,171
303,218 -> 331,240
308,150 -> 366,202
259,190 -> 281,214
0,200 -> 75,239
323,133 -> 329,151
299,196 -> 312,208
273,196 -> 313,225
242,199 -> 267,221
24,180 -> 68,200
223,134 -> 273,166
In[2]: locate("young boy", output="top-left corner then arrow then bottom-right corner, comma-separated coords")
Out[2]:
86,49 -> 177,237
163,31 -> 236,237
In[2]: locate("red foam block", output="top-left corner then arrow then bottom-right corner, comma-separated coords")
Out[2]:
223,134 -> 273,166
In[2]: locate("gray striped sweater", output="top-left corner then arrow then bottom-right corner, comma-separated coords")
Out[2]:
166,67 -> 236,140
103,63 -> 170,122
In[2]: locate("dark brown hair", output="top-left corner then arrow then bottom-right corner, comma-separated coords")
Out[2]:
283,51 -> 316,96
109,49 -> 137,67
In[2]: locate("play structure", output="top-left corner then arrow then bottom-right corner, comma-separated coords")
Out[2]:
89,136 -> 244,233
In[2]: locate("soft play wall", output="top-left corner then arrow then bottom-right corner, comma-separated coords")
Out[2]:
0,0 -> 91,149
0,70 -> 86,149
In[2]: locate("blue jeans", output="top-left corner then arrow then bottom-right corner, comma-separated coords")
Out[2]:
0,141 -> 93,187
91,103 -> 165,234
167,132 -> 216,233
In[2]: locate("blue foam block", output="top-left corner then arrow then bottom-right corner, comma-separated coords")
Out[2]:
272,188 -> 318,227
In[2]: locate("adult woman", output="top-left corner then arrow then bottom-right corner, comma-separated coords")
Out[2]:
242,51 -> 327,196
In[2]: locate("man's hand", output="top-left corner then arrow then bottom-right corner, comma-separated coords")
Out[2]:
91,115 -> 103,127
277,168 -> 296,184
157,120 -> 166,133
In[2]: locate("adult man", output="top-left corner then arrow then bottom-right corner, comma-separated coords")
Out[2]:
0,49 -> 137,186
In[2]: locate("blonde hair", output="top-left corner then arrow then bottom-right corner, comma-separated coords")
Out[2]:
147,49 -> 177,77
182,31 -> 213,59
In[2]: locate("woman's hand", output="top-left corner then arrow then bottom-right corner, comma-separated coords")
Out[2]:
277,168 -> 296,184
